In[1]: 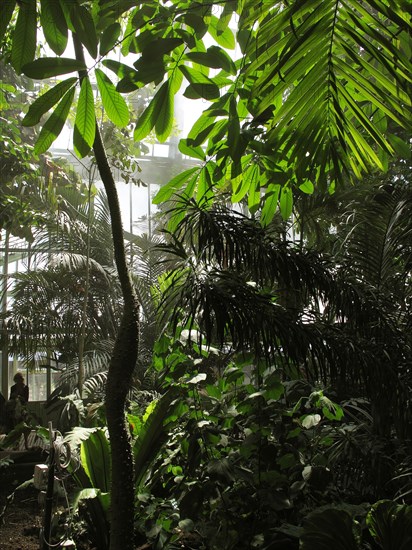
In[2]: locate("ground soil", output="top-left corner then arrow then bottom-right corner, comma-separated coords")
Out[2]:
0,463 -> 44,550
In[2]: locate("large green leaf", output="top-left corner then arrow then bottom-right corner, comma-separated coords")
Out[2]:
80,429 -> 111,492
34,87 -> 75,155
179,65 -> 220,100
22,58 -> 87,79
300,508 -> 360,550
185,45 -> 236,74
95,68 -> 129,128
366,500 -> 412,550
133,82 -> 167,142
11,0 -> 36,74
154,80 -> 174,143
99,22 -> 121,56
40,0 -> 68,55
0,0 -> 16,45
22,77 -> 77,127
70,3 -> 98,59
73,77 -> 96,158
261,184 -> 281,227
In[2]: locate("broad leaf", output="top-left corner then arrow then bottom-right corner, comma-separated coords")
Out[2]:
179,65 -> 220,100
0,1 -> 16,45
74,77 -> 96,158
134,83 -> 166,142
280,186 -> 293,221
95,69 -> 129,128
154,81 -> 174,143
23,78 -> 77,127
185,45 -> 236,74
34,87 -> 75,155
208,15 -> 235,49
22,58 -> 86,79
99,22 -> 121,56
70,3 -> 98,59
11,0 -> 36,74
260,184 -> 280,227
153,167 -> 200,204
178,139 -> 206,161
40,0 -> 68,55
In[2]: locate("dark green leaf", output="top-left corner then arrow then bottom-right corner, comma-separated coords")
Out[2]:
40,0 -> 68,55
95,68 -> 129,128
22,58 -> 87,79
179,65 -> 220,100
301,508 -> 360,550
70,4 -> 98,59
11,0 -> 36,74
133,87 -> 162,142
73,77 -> 96,158
23,77 -> 77,127
140,37 -> 183,60
185,45 -> 236,74
154,81 -> 174,143
0,1 -> 16,45
99,22 -> 121,56
34,87 -> 75,155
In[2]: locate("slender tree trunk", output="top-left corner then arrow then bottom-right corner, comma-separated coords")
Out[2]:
73,35 -> 140,550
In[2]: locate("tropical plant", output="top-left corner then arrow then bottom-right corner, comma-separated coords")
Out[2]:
1,1 -> 410,549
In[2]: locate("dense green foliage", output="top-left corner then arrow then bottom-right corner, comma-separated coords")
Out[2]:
0,1 -> 411,549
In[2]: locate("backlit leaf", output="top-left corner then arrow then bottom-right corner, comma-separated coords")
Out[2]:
70,3 -> 98,59
23,77 -> 77,126
11,0 -> 36,74
154,81 -> 174,143
95,68 -> 129,128
280,186 -> 293,221
34,87 -> 75,155
99,22 -> 121,56
40,0 -> 68,55
133,89 -> 160,142
74,77 -> 96,158
179,65 -> 220,100
22,58 -> 86,79
261,184 -> 280,227
153,167 -> 200,204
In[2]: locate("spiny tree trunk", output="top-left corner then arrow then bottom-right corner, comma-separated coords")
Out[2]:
74,35 -> 140,550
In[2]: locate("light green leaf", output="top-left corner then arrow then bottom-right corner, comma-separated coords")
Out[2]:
22,58 -> 86,79
95,68 -> 129,128
0,1 -> 16,45
299,180 -> 314,194
232,164 -> 259,203
280,186 -> 293,220
11,0 -> 36,74
99,22 -> 121,56
178,139 -> 206,161
23,77 -> 77,127
208,15 -> 235,49
70,3 -> 98,59
260,184 -> 280,227
40,0 -> 68,55
155,80 -> 174,143
34,87 -> 75,155
153,167 -> 200,204
74,77 -> 96,158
